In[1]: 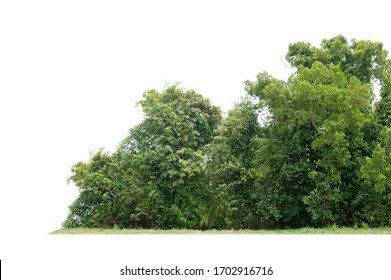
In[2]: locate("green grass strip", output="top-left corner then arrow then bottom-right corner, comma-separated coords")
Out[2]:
50,227 -> 391,235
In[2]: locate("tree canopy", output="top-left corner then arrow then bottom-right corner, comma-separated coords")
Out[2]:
64,36 -> 391,229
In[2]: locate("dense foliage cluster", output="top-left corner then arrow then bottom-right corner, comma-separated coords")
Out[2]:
64,36 -> 391,229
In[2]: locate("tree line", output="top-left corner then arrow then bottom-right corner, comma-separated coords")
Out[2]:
63,35 -> 391,229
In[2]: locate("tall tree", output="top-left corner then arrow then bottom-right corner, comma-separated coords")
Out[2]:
246,60 -> 375,227
205,98 -> 261,229
118,84 -> 221,229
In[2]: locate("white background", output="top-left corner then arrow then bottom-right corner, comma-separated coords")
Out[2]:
1,0 -> 390,279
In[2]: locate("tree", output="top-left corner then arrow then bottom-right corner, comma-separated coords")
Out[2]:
246,60 -> 375,228
118,84 -> 222,229
65,84 -> 221,229
357,127 -> 391,226
287,35 -> 391,131
64,150 -> 130,228
64,36 -> 391,230
205,98 -> 261,229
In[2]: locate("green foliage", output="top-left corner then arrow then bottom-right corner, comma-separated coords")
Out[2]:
205,98 -> 261,229
125,84 -> 221,229
64,150 -> 125,228
65,84 -> 221,229
357,128 -> 391,226
64,36 -> 391,230
247,38 -> 386,228
286,35 -> 389,84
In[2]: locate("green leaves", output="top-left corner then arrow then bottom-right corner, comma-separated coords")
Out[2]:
286,41 -> 316,69
246,36 -> 386,228
357,128 -> 391,226
122,84 -> 221,229
205,98 -> 261,229
303,184 -> 343,226
64,35 -> 391,230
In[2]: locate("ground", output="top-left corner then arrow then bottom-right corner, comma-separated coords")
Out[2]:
51,227 -> 391,234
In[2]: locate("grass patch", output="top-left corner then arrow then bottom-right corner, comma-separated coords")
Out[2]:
50,227 -> 391,235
